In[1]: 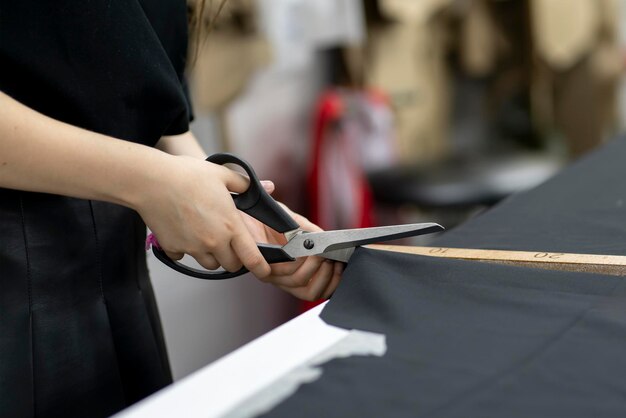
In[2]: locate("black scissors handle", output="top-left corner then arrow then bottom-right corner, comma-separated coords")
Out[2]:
208,153 -> 299,233
152,153 -> 298,280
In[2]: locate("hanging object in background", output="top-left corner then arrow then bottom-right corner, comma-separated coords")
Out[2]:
364,0 -> 452,165
307,89 -> 396,233
189,0 -> 270,151
223,0 -> 367,213
530,0 -> 621,157
303,88 -> 395,311
257,0 -> 365,71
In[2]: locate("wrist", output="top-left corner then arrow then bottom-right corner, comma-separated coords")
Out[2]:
116,148 -> 179,213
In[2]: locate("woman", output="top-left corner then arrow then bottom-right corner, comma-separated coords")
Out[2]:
0,1 -> 342,416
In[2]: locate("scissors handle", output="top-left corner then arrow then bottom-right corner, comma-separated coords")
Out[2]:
208,153 -> 299,233
152,152 -> 298,280
153,243 -> 295,280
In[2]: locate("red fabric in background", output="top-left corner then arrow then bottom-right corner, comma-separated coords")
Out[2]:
302,89 -> 392,311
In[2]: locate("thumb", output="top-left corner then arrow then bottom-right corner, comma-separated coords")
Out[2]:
217,164 -> 250,194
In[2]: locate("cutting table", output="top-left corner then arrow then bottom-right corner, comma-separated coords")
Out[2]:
119,137 -> 626,417
116,303 -> 343,417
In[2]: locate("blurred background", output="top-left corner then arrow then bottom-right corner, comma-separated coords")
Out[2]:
150,0 -> 626,380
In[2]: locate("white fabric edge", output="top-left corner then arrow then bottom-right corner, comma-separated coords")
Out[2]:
116,302 -> 350,418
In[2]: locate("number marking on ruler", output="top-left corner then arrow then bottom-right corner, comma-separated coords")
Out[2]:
367,245 -> 626,276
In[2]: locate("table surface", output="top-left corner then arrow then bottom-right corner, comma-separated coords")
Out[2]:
118,138 -> 626,417
116,302 -> 347,417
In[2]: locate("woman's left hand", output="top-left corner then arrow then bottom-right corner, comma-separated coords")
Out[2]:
240,181 -> 344,301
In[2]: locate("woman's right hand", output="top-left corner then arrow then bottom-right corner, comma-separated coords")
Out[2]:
135,155 -> 272,279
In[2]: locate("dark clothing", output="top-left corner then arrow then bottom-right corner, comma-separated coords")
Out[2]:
0,0 -> 192,143
0,1 -> 192,416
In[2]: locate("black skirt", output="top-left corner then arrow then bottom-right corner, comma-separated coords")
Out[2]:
0,190 -> 172,417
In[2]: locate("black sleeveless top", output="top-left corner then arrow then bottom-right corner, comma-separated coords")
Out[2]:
0,1 -> 192,416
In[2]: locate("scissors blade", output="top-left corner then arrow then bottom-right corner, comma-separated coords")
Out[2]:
282,223 -> 444,262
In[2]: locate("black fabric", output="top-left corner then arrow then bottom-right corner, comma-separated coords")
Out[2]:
265,137 -> 626,417
0,1 -> 191,416
433,137 -> 626,255
267,249 -> 626,417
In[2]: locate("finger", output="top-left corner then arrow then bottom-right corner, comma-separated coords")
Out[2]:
277,259 -> 334,301
164,250 -> 184,261
303,260 -> 335,301
261,180 -> 275,194
295,215 -> 323,233
270,256 -> 325,287
273,201 -> 322,233
321,262 -> 344,299
277,284 -> 306,300
213,243 -> 244,273
230,228 -> 271,278
192,252 -> 221,271
282,208 -> 322,232
267,258 -> 306,277
217,164 -> 250,194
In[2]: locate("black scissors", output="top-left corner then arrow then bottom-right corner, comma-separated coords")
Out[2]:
152,153 -> 444,280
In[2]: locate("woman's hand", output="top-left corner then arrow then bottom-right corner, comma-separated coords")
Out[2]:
241,183 -> 343,301
152,131 -> 343,298
135,155 -> 272,279
0,95 -> 328,289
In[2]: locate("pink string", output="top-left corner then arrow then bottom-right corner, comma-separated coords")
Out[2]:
145,233 -> 161,251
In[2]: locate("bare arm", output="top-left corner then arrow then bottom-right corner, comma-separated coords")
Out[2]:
156,131 -> 207,159
0,91 -> 166,206
0,89 -> 340,300
0,91 -> 271,278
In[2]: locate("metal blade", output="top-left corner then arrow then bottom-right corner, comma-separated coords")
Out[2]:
319,247 -> 356,263
282,223 -> 444,261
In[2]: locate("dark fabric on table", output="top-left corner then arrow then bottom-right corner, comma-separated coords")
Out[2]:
265,137 -> 626,417
0,1 -> 191,416
266,249 -> 626,418
433,137 -> 626,255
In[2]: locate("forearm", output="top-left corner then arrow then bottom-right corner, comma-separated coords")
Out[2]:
0,91 -> 169,209
155,131 -> 207,159
0,91 -> 275,278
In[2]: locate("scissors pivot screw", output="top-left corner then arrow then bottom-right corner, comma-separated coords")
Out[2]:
303,239 -> 315,250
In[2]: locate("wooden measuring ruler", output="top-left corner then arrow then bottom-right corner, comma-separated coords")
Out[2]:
368,245 -> 626,277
